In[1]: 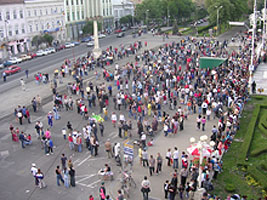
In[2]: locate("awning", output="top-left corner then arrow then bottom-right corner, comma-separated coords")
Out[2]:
43,27 -> 60,33
199,57 -> 228,69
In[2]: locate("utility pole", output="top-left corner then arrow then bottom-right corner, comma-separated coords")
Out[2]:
249,0 -> 257,93
262,0 -> 266,50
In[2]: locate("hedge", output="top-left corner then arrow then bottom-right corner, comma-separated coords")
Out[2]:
240,105 -> 260,161
247,166 -> 267,190
258,111 -> 267,137
250,146 -> 267,157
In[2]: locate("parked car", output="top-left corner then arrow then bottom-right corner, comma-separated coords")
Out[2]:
3,60 -> 13,67
116,32 -> 125,38
8,57 -> 22,64
4,65 -> 21,75
98,34 -> 106,39
81,37 -> 92,42
72,41 -> 80,46
121,27 -> 127,32
115,29 -> 122,33
65,42 -> 75,48
86,41 -> 94,47
0,62 -> 4,69
48,47 -> 56,53
56,44 -> 65,51
19,54 -> 32,61
28,52 -> 37,59
36,50 -> 48,56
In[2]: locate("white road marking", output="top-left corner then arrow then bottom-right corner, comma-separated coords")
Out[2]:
76,174 -> 96,183
77,155 -> 92,166
87,179 -> 101,188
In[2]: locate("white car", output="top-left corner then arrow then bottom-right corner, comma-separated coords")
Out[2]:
8,57 -> 22,64
86,41 -> 95,47
98,34 -> 106,39
44,48 -> 52,54
48,47 -> 56,53
65,42 -> 75,48
0,63 -> 4,69
36,50 -> 48,56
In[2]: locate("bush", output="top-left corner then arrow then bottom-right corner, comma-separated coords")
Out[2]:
240,105 -> 260,161
250,146 -> 267,157
225,183 -> 236,192
248,166 -> 267,190
258,111 -> 267,136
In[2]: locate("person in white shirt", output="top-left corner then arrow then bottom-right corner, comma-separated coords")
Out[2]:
111,112 -> 117,127
141,176 -> 151,200
31,163 -> 38,186
172,147 -> 179,169
119,114 -> 125,122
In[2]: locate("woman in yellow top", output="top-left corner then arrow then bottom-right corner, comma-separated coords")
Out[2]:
138,146 -> 142,165
147,103 -> 152,116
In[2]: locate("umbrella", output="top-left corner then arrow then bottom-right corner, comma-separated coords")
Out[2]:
91,114 -> 104,123
187,143 -> 213,157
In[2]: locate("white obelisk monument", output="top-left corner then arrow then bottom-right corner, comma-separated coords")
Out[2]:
93,20 -> 101,58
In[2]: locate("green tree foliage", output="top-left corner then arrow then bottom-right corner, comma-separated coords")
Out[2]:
82,21 -> 102,35
205,0 -> 247,27
43,34 -> 54,45
120,15 -> 133,25
135,0 -> 195,23
32,35 -> 44,48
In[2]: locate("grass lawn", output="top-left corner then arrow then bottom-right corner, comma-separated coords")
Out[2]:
211,96 -> 267,199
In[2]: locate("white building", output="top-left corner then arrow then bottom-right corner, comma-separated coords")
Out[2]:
101,0 -> 114,32
112,0 -> 134,28
24,0 -> 66,47
0,0 -> 29,58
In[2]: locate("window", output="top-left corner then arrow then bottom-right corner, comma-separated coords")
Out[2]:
15,25 -> 19,35
0,12 -> 2,21
28,10 -> 31,17
20,10 -> 23,18
34,10 -> 37,16
40,9 -> 42,16
67,12 -> 70,21
72,12 -> 75,20
77,11 -> 80,20
55,8 -> 57,14
71,0 -> 74,5
36,24 -> 38,31
81,0 -> 83,4
81,11 -> 84,19
66,0 -> 69,6
29,25 -> 32,33
21,24 -> 25,33
0,27 -> 4,38
76,0 -> 79,5
52,21 -> 54,28
13,10 -> 17,19
51,8 -> 53,14
46,9 -> 48,15
107,8 -> 108,15
41,24 -> 44,30
110,8 -> 112,15
8,26 -> 12,36
6,11 -> 10,20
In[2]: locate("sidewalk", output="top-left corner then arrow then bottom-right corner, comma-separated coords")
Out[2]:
253,62 -> 267,95
108,110 -> 218,200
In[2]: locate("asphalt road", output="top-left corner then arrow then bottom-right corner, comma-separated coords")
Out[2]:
0,32 -> 133,93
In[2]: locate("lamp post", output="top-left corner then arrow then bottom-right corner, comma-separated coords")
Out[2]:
190,135 -> 215,189
249,0 -> 257,93
215,6 -> 223,36
262,0 -> 266,51
146,9 -> 149,25
167,6 -> 170,27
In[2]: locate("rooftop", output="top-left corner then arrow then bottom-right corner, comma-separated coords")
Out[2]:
0,0 -> 24,5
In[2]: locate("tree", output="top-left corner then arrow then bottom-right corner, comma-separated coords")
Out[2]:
120,15 -> 132,25
32,35 -> 44,48
43,34 -> 54,46
82,21 -> 102,35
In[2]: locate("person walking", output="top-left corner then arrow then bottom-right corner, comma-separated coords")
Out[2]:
25,69 -> 29,79
55,166 -> 64,186
142,149 -> 149,167
36,168 -> 46,189
69,167 -> 76,187
180,167 -> 188,187
164,180 -> 169,199
201,116 -> 206,131
61,154 -> 67,169
99,182 -> 106,200
166,148 -> 172,167
20,78 -> 26,91
31,163 -> 38,186
141,176 -> 150,200
148,155 -> 155,176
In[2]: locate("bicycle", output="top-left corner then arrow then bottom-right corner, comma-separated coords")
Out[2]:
121,169 -> 137,188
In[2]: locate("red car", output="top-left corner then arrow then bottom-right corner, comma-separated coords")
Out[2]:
4,65 -> 22,75
115,29 -> 122,33
28,52 -> 37,59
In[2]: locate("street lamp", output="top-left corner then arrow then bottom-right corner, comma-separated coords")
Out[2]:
146,10 -> 149,25
215,5 -> 223,36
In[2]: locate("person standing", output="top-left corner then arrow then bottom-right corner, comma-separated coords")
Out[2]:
166,148 -> 172,166
2,72 -> 6,82
25,69 -> 29,79
168,183 -> 177,200
180,167 -> 188,187
117,189 -> 124,200
156,152 -> 163,174
141,176 -> 150,200
201,116 -> 206,131
99,182 -> 106,200
63,168 -> 69,188
20,78 -> 26,91
148,155 -> 155,176
142,149 -> 149,167
61,154 -> 67,169
172,147 -> 179,169
104,139 -> 113,158
55,166 -> 64,186
69,167 -> 75,187
36,168 -> 46,188
31,163 -> 38,186
164,180 -> 169,199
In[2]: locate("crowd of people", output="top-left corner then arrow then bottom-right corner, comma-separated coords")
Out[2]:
8,29 -> 262,200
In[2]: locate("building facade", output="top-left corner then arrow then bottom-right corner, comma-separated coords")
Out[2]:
0,0 -> 29,58
64,0 -> 114,40
24,0 -> 66,47
113,0 -> 134,28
